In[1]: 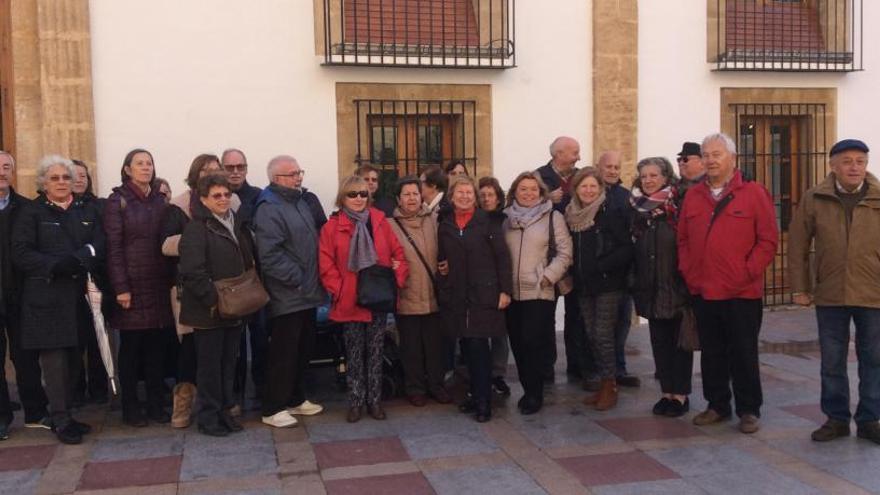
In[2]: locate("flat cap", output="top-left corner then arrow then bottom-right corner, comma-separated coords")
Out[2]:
830,139 -> 869,157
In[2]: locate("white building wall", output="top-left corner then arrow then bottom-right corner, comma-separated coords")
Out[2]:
89,0 -> 592,208
638,0 -> 880,174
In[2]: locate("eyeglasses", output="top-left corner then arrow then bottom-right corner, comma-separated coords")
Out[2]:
275,170 -> 305,178
363,177 -> 379,183
47,174 -> 72,182
224,164 -> 247,173
345,190 -> 370,199
210,192 -> 233,200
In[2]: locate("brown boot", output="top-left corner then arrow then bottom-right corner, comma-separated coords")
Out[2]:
171,382 -> 196,428
583,391 -> 600,405
594,378 -> 618,411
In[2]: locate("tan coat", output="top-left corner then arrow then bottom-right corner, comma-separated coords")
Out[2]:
789,172 -> 880,308
389,207 -> 439,315
504,209 -> 572,302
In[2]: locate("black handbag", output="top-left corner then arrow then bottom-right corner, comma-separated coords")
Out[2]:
356,264 -> 397,313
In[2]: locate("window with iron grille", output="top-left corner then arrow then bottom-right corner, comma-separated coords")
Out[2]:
322,0 -> 515,68
712,0 -> 863,71
354,99 -> 477,198
732,103 -> 829,305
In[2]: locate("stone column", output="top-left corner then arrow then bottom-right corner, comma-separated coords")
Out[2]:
9,0 -> 97,197
592,0 -> 638,184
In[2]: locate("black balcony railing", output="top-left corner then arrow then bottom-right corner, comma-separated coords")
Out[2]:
714,0 -> 863,71
323,0 -> 515,68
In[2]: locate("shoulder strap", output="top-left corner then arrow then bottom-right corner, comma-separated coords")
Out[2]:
547,210 -> 557,264
393,217 -> 436,284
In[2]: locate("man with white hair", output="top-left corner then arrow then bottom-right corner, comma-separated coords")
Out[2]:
253,155 -> 326,428
0,151 -> 49,441
677,133 -> 778,434
537,136 -> 581,213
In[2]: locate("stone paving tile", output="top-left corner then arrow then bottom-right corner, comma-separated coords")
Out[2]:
506,408 -> 625,448
90,432 -> 185,462
314,436 -> 410,469
324,472 -> 435,495
645,444 -> 764,477
0,444 -> 57,471
591,478 -> 706,495
305,419 -> 398,444
74,484 -> 179,495
180,428 -> 278,481
770,436 -> 878,467
759,354 -> 821,381
0,469 -> 42,494
823,456 -> 880,493
424,463 -> 546,495
178,474 -> 283,495
779,404 -> 826,425
78,455 -> 182,491
556,451 -> 680,487
596,416 -> 705,442
687,464 -> 824,495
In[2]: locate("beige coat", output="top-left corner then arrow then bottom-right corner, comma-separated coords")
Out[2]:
789,172 -> 880,308
504,208 -> 572,301
389,207 -> 439,315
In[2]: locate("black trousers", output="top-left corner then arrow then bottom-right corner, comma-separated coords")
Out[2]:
648,316 -> 693,395
0,304 -> 49,425
194,326 -> 241,427
460,337 -> 492,407
39,347 -> 80,429
262,308 -> 316,417
507,300 -> 556,402
564,289 -> 596,377
397,313 -> 446,396
177,333 -> 197,384
236,308 -> 269,398
693,297 -> 763,417
118,328 -> 167,411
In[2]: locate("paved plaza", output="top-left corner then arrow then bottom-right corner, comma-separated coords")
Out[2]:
0,308 -> 877,494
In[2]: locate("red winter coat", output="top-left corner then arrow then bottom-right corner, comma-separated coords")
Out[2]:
319,208 -> 408,323
677,170 -> 778,300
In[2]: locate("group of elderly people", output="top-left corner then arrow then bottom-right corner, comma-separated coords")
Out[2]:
4,131 -> 879,448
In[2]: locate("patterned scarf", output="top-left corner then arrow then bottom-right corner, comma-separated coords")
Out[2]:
630,185 -> 678,222
344,208 -> 377,272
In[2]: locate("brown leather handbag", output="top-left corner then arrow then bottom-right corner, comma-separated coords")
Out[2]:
213,268 -> 270,319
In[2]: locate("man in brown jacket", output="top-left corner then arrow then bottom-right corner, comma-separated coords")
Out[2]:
789,138 -> 880,445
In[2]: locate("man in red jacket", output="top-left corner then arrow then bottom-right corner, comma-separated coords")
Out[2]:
677,133 -> 778,434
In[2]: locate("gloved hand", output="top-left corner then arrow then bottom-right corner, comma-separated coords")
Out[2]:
52,255 -> 84,277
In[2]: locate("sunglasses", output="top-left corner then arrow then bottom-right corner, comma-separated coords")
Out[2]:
346,190 -> 370,199
210,192 -> 233,200
224,164 -> 247,173
48,174 -> 73,182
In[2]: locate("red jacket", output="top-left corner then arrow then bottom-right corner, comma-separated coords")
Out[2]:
677,170 -> 778,300
319,207 -> 409,323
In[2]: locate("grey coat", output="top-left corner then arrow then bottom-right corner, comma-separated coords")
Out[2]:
253,184 -> 326,317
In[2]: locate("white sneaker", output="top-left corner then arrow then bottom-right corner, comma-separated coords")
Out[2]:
261,410 -> 298,428
287,400 -> 324,416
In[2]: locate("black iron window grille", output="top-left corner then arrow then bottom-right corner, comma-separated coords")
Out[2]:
323,0 -> 515,68
732,102 -> 829,305
714,0 -> 863,71
354,99 -> 477,198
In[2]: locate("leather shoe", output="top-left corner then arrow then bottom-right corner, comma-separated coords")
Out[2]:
812,419 -> 850,442
430,387 -> 453,404
368,404 -> 387,420
857,421 -> 880,444
616,375 -> 641,388
652,398 -> 671,416
408,394 -> 428,407
459,396 -> 477,414
69,419 -> 92,435
519,397 -> 542,415
198,422 -> 229,437
738,414 -> 760,434
346,406 -> 362,423
220,411 -> 244,432
123,408 -> 148,428
54,423 -> 83,445
665,398 -> 689,418
692,408 -> 730,426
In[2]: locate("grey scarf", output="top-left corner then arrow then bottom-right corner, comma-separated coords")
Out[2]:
344,208 -> 378,272
504,199 -> 553,229
565,191 -> 606,233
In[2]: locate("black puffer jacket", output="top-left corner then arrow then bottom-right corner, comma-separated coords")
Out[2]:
570,203 -> 633,296
178,205 -> 257,329
12,194 -> 105,350
436,208 -> 513,338
631,210 -> 689,320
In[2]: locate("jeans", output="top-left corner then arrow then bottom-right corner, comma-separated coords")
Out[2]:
815,306 -> 880,424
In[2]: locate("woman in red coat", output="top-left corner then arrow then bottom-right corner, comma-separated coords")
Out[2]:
319,175 -> 408,423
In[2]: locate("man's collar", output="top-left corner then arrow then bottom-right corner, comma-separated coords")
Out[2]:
550,161 -> 575,178
835,179 -> 865,194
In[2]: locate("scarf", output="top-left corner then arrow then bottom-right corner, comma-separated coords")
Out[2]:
565,190 -> 605,233
504,199 -> 553,229
213,210 -> 237,243
344,208 -> 377,272
630,185 -> 678,221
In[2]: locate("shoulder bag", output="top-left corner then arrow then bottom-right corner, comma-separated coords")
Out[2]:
213,268 -> 270,319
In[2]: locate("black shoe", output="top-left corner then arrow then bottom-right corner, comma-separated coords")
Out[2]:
198,422 -> 229,437
123,408 -> 148,428
812,419 -> 851,442
652,398 -> 671,416
54,423 -> 83,445
616,375 -> 641,388
665,398 -> 689,418
147,404 -> 171,424
69,419 -> 93,435
519,397 -> 542,415
459,395 -> 477,414
856,421 -> 880,445
492,377 -> 511,396
0,422 -> 8,440
219,412 -> 243,433
475,402 -> 491,423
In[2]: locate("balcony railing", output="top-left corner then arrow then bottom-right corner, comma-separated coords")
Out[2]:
713,0 -> 863,72
322,0 -> 515,68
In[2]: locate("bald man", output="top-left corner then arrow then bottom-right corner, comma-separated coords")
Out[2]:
537,137 -> 581,213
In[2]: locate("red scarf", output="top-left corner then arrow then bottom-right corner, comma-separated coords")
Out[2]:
455,208 -> 475,229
